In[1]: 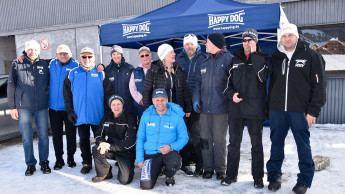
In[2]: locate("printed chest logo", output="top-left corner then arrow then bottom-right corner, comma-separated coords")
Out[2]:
164,122 -> 174,129
91,73 -> 98,77
201,68 -> 207,74
295,59 -> 307,68
37,66 -> 44,74
109,77 -> 115,81
134,79 -> 142,82
122,20 -> 151,39
208,10 -> 245,31
147,122 -> 155,127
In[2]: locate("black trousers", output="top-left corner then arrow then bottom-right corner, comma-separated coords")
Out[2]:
78,124 -> 98,164
49,109 -> 76,162
180,111 -> 203,169
226,118 -> 264,180
140,151 -> 181,190
92,145 -> 135,184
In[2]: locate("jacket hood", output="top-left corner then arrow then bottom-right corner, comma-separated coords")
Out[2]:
146,102 -> 185,117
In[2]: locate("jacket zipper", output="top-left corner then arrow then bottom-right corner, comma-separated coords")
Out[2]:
284,60 -> 290,111
156,115 -> 162,152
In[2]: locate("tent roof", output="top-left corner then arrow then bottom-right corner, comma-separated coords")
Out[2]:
99,0 -> 280,51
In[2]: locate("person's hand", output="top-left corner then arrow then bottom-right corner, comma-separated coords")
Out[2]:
98,142 -> 110,154
306,114 -> 316,127
193,102 -> 201,113
185,113 -> 191,117
10,109 -> 18,120
139,99 -> 144,106
159,145 -> 172,155
233,92 -> 243,103
249,41 -> 257,53
13,55 -> 24,63
68,112 -> 78,125
97,64 -> 104,72
138,161 -> 144,169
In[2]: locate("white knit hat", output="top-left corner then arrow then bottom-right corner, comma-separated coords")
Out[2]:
183,34 -> 198,47
157,44 -> 174,61
279,23 -> 299,39
25,40 -> 40,54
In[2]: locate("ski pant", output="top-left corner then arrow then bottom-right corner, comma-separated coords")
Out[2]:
77,124 -> 98,165
200,113 -> 228,173
266,111 -> 315,187
140,151 -> 181,190
180,110 -> 203,169
226,118 -> 264,180
92,145 -> 135,184
49,109 -> 76,163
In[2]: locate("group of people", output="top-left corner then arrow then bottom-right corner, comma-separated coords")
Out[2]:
7,22 -> 326,194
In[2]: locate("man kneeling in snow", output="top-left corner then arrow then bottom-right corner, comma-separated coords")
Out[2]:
136,88 -> 189,189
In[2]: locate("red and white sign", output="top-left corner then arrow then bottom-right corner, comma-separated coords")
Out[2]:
40,39 -> 49,50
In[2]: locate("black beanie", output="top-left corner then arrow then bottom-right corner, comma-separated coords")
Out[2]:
207,32 -> 225,49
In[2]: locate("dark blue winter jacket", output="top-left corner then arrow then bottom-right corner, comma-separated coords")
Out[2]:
105,58 -> 134,113
136,102 -> 189,163
193,49 -> 233,114
133,67 -> 145,116
175,45 -> 207,99
7,55 -> 49,110
49,57 -> 78,111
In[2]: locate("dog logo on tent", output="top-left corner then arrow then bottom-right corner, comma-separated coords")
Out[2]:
208,10 -> 245,29
122,21 -> 151,38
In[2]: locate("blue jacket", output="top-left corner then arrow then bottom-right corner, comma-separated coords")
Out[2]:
105,58 -> 134,113
63,66 -> 113,126
49,57 -> 79,111
175,45 -> 207,99
7,55 -> 49,110
133,67 -> 145,116
136,102 -> 189,163
193,49 -> 233,114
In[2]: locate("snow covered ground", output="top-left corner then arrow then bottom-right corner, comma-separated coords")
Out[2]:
1,124 -> 344,194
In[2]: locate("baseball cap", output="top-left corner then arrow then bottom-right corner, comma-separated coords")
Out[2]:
152,88 -> 168,99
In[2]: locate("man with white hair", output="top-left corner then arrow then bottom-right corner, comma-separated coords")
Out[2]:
49,45 -> 79,170
266,23 -> 326,194
7,40 -> 51,176
175,34 -> 207,177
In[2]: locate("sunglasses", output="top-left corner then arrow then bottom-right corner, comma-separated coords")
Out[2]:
140,54 -> 150,58
184,33 -> 196,37
242,39 -> 254,43
81,55 -> 93,59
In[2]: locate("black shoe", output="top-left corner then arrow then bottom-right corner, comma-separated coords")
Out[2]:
221,176 -> 237,186
292,182 -> 308,194
80,164 -> 92,174
165,176 -> 175,187
40,161 -> 51,174
216,172 -> 226,180
193,167 -> 203,177
254,178 -> 264,189
67,160 -> 76,168
54,161 -> 65,170
181,166 -> 194,177
202,171 -> 214,179
25,165 -> 36,176
92,166 -> 113,183
268,179 -> 281,191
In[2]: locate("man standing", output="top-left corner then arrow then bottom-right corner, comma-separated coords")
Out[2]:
222,29 -> 270,188
193,32 -> 233,180
63,47 -> 113,174
266,23 -> 326,194
175,34 -> 207,177
7,40 -> 51,176
136,88 -> 189,189
49,45 -> 79,170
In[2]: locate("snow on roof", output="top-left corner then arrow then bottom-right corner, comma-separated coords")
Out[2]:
322,55 -> 345,71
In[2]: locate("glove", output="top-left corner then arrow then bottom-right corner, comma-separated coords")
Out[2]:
193,102 -> 201,113
98,142 -> 111,154
68,112 -> 78,125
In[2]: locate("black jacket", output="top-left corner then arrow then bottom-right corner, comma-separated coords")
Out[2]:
142,60 -> 192,113
269,39 -> 326,117
224,46 -> 270,120
94,112 -> 137,158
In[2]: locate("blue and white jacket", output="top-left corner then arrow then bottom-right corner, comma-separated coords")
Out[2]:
136,102 -> 189,163
49,57 -> 78,111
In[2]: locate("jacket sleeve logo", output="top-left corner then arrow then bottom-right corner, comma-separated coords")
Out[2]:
295,59 -> 307,68
201,68 -> 207,74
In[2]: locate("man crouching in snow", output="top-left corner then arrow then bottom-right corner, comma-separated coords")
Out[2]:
136,88 -> 189,189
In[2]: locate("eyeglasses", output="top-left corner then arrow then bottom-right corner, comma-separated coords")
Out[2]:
184,33 -> 196,37
81,56 -> 93,59
140,54 -> 150,58
242,39 -> 254,43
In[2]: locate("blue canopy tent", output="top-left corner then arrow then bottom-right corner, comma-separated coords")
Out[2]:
99,0 -> 281,54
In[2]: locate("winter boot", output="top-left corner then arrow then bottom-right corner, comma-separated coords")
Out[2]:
221,176 -> 237,186
202,171 -> 214,179
216,172 -> 226,180
80,163 -> 92,174
40,161 -> 51,174
292,182 -> 308,194
165,176 -> 175,187
268,179 -> 281,191
254,178 -> 264,189
92,166 -> 113,183
25,165 -> 36,176
181,166 -> 193,177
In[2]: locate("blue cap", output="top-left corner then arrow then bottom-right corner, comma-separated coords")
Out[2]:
152,88 -> 168,99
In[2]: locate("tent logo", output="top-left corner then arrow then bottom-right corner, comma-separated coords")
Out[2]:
122,21 -> 151,38
208,10 -> 245,29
